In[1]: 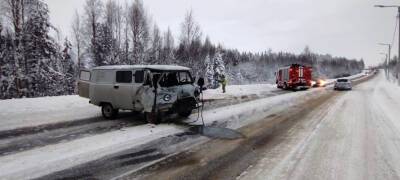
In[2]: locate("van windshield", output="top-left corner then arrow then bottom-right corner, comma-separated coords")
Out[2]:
337,79 -> 348,82
153,71 -> 193,87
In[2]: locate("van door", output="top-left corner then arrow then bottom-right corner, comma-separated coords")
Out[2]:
78,70 -> 91,98
132,70 -> 145,110
113,70 -> 134,110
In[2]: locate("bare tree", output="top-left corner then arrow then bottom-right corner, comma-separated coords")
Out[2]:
180,9 -> 202,47
128,0 -> 149,64
84,0 -> 103,65
149,23 -> 162,63
104,0 -> 124,64
122,2 -> 130,64
163,27 -> 174,64
72,11 -> 82,69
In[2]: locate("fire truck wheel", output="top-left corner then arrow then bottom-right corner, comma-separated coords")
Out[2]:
283,83 -> 288,90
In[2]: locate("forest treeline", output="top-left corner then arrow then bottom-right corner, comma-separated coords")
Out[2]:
0,0 -> 365,99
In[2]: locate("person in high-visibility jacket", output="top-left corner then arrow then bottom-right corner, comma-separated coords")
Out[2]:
219,75 -> 228,93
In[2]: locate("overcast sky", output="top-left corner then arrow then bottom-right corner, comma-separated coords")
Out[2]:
44,0 -> 400,66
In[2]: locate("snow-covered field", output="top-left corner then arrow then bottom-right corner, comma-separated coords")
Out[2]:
0,71 -> 370,179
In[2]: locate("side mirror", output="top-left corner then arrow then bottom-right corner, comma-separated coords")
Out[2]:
197,77 -> 205,88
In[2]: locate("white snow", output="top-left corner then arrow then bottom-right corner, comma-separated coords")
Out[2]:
0,71 -> 370,179
0,95 -> 100,131
203,83 -> 277,100
0,124 -> 185,179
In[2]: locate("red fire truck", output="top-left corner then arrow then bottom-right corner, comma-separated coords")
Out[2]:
276,64 -> 312,90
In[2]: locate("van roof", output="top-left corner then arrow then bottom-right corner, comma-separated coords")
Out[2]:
92,65 -> 191,71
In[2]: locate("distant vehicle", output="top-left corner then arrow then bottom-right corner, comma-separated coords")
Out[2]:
276,64 -> 312,90
334,79 -> 352,91
312,79 -> 327,87
78,65 -> 200,124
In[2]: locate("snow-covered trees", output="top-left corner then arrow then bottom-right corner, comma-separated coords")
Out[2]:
204,55 -> 214,87
72,11 -> 83,69
61,38 -> 76,94
0,0 -> 366,99
0,0 -> 77,99
213,51 -> 226,80
203,51 -> 227,88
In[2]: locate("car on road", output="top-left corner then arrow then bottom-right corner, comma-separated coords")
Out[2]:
334,79 -> 352,91
78,65 -> 200,124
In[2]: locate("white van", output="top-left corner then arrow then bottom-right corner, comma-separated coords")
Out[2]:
78,65 -> 200,123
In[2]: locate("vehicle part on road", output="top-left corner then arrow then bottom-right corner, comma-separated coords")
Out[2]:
190,77 -> 243,140
189,125 -> 245,140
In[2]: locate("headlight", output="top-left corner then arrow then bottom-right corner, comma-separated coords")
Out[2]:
163,94 -> 172,101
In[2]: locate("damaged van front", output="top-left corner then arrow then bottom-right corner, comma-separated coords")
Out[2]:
142,68 -> 200,123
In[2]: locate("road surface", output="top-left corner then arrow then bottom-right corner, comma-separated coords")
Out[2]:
115,71 -> 400,180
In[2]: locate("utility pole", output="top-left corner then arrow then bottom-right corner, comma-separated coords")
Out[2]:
380,53 -> 388,66
375,5 -> 400,66
398,7 -> 400,63
379,43 -> 391,67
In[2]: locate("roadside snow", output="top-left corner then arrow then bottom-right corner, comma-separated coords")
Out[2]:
0,95 -> 100,132
202,84 -> 277,100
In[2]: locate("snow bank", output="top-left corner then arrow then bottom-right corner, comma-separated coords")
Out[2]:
0,95 -> 100,132
203,83 -> 277,100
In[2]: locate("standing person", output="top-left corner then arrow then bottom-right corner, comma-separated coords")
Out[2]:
219,75 -> 227,93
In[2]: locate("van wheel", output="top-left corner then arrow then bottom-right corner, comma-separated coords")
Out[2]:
145,112 -> 161,124
178,109 -> 192,118
102,104 -> 118,119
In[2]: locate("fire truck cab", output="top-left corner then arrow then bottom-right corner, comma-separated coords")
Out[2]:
276,64 -> 312,90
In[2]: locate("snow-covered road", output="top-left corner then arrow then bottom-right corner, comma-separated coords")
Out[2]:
119,71 -> 400,180
240,71 -> 400,180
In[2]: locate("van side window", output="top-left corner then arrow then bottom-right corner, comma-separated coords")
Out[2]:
80,70 -> 91,81
116,71 -> 132,83
135,70 -> 144,83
